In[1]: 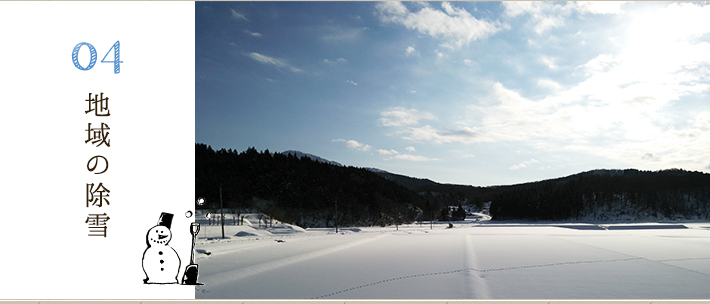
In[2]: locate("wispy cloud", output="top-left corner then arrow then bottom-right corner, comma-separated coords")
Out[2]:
375,146 -> 436,161
540,57 -> 558,70
378,107 -> 436,127
333,139 -> 372,152
244,52 -> 302,73
244,29 -> 261,37
463,59 -> 476,67
405,46 -> 419,57
378,107 -> 483,144
375,1 -> 504,49
421,3 -> 710,171
323,58 -> 348,66
346,80 -> 358,86
575,1 -> 627,15
374,3 -> 710,172
377,149 -> 399,155
230,9 -> 248,21
509,158 -> 539,170
389,154 -> 439,161
403,125 -> 482,144
537,78 -> 561,91
503,2 -> 625,34
321,24 -> 365,42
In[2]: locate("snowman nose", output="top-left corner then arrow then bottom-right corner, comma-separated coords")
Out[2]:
158,234 -> 167,240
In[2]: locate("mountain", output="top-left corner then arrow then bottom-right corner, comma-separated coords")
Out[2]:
282,150 -> 343,167
197,144 -> 710,223
490,168 -> 710,221
196,144 -> 425,228
372,171 -> 441,191
364,167 -> 390,174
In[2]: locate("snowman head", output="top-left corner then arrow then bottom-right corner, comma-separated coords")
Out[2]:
146,225 -> 172,246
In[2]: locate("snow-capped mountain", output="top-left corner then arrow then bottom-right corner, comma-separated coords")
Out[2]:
282,150 -> 343,167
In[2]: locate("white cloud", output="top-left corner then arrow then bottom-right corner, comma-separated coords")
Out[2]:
502,2 -> 625,34
388,154 -> 439,161
405,146 -> 416,152
537,78 -> 561,91
403,125 -> 482,144
450,3 -> 710,171
509,158 -> 539,170
377,149 -> 399,155
230,9 -> 248,21
502,2 -> 540,18
373,3 -> 710,173
375,1 -> 504,48
463,59 -> 475,67
406,46 -> 419,56
378,107 -> 436,127
540,57 -> 558,70
321,25 -> 364,42
323,58 -> 348,66
244,52 -> 302,73
411,1 -> 431,9
333,139 -> 372,152
575,1 -> 626,15
693,112 -> 710,129
244,30 -> 261,37
346,80 -> 358,86
579,54 -> 620,76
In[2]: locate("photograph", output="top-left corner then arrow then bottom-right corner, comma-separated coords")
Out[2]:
193,1 -> 710,300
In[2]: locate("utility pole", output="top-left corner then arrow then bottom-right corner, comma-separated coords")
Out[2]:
219,184 -> 225,239
334,199 -> 338,234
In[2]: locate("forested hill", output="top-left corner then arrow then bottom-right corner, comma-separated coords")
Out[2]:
490,169 -> 710,221
196,143 -> 710,224
195,144 -> 427,228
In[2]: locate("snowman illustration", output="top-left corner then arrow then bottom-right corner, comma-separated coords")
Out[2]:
142,212 -> 181,284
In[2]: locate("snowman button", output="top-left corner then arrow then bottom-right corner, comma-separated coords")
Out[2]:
159,251 -> 163,255
161,268 -> 164,271
160,260 -> 164,264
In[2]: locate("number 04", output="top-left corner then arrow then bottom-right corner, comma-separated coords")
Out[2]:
72,41 -> 123,74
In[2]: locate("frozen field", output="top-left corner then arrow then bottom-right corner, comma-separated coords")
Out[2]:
194,213 -> 710,299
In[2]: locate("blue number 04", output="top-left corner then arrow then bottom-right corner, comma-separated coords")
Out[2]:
72,41 -> 122,74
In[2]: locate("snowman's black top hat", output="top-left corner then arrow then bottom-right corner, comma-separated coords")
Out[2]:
158,212 -> 174,230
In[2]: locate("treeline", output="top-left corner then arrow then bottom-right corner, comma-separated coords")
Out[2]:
374,172 -> 497,209
197,143 -> 710,223
196,144 -> 438,228
490,169 -> 710,221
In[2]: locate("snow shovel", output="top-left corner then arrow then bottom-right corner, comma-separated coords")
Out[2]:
182,222 -> 203,285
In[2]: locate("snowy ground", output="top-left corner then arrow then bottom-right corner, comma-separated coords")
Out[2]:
194,212 -> 710,299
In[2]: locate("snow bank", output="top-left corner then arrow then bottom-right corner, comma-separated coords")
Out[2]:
267,223 -> 307,234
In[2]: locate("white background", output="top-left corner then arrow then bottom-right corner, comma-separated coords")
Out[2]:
0,2 -> 195,299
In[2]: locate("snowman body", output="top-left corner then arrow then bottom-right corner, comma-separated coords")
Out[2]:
142,225 -> 181,284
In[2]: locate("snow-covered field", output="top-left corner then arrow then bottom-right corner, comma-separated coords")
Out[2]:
194,212 -> 710,299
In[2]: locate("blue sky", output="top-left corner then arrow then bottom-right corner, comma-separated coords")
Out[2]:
196,1 -> 710,186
